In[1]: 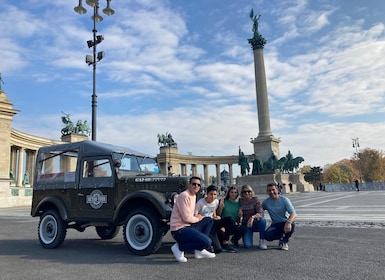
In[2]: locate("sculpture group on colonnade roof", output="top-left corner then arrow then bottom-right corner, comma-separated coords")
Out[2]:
157,132 -> 177,147
61,112 -> 91,136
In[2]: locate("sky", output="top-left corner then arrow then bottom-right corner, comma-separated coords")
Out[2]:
1,0 -> 385,176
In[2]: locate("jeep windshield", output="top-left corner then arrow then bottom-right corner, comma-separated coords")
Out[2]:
113,152 -> 159,175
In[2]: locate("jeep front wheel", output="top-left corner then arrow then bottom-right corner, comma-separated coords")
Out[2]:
123,208 -> 163,256
38,210 -> 67,249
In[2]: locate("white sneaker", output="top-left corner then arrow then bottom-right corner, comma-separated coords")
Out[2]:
280,242 -> 289,251
194,249 -> 216,259
171,243 -> 187,263
259,239 -> 267,250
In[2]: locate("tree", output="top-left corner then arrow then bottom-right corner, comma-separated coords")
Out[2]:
358,148 -> 384,182
304,166 -> 323,187
322,162 -> 353,184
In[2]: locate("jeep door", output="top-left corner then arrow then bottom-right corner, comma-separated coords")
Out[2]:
77,157 -> 116,219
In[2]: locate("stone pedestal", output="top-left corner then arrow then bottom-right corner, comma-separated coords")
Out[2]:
251,135 -> 281,162
61,133 -> 88,143
158,146 -> 179,175
236,172 -> 314,194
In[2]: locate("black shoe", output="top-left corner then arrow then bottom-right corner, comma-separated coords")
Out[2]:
207,246 -> 215,253
222,244 -> 238,253
231,237 -> 239,248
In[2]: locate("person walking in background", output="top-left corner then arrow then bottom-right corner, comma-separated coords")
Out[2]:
355,179 -> 360,191
170,176 -> 216,262
239,184 -> 267,249
262,183 -> 297,251
217,186 -> 246,249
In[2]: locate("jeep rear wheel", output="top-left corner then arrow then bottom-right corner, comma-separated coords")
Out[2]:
38,210 -> 67,249
123,208 -> 163,256
95,226 -> 120,240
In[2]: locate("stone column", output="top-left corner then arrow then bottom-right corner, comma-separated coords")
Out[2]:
203,164 -> 209,186
215,164 -> 220,186
16,148 -> 24,187
228,163 -> 233,185
191,164 -> 197,176
248,29 -> 281,162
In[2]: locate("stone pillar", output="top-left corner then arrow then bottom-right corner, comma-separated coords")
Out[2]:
203,164 -> 209,186
181,164 -> 187,176
228,163 -> 233,185
16,148 -> 24,187
215,164 -> 220,186
0,89 -> 19,190
191,164 -> 197,176
248,30 -> 281,162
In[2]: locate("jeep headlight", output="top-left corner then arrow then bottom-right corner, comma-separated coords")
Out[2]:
171,193 -> 179,206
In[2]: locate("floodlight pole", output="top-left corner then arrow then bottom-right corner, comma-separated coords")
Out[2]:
91,5 -> 97,141
74,0 -> 115,141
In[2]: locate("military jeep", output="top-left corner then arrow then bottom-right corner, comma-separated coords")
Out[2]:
31,140 -> 188,256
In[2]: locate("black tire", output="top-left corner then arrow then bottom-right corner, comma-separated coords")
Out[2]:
95,226 -> 120,240
38,210 -> 67,249
123,207 -> 163,256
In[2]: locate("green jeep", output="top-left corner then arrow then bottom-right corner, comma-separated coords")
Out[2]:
31,140 -> 188,256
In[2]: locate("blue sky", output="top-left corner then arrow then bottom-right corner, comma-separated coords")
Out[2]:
1,0 -> 385,175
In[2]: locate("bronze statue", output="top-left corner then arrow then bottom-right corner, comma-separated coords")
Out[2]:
61,112 -> 90,136
248,8 -> 267,50
157,132 -> 177,147
249,8 -> 261,38
238,146 -> 250,176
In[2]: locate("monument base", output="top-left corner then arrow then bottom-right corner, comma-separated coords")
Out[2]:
236,172 -> 314,194
251,135 -> 281,162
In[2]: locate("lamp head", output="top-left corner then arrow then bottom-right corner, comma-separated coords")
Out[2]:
86,0 -> 98,7
103,0 -> 115,16
74,0 -> 87,15
91,5 -> 103,22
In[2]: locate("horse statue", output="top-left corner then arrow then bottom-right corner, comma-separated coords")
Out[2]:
75,120 -> 91,136
61,112 -> 74,135
165,133 -> 177,147
285,155 -> 305,173
277,157 -> 288,173
157,132 -> 177,147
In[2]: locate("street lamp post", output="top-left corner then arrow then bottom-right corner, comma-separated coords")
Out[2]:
352,137 -> 363,183
74,0 -> 115,141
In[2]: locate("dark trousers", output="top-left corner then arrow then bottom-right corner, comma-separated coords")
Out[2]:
172,217 -> 213,252
217,217 -> 246,245
264,222 -> 295,243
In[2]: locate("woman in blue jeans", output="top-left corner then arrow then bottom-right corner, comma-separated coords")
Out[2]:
238,184 -> 267,249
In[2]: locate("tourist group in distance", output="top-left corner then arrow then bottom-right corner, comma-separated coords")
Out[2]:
170,176 -> 297,262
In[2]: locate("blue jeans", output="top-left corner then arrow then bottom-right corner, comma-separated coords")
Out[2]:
264,222 -> 295,243
242,217 -> 266,248
172,217 -> 213,252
